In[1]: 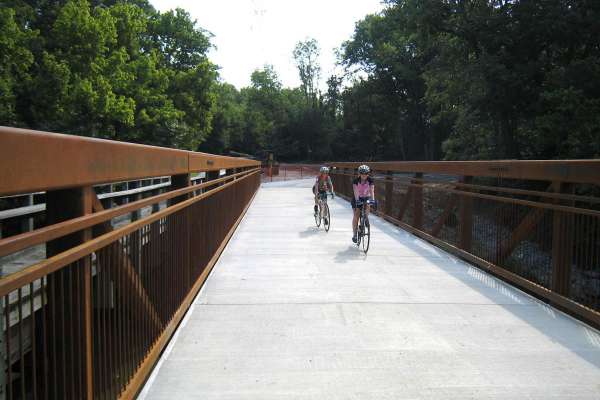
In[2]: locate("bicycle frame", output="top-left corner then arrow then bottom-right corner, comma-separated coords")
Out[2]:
315,192 -> 333,231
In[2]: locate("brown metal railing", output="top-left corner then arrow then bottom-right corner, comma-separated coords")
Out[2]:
0,127 -> 261,399
261,163 -> 321,182
330,160 -> 600,328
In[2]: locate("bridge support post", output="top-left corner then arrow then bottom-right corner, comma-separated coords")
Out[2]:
169,173 -> 192,292
151,179 -> 161,213
412,173 -> 423,230
207,170 -> 220,187
385,171 -> 394,216
348,168 -> 354,198
21,194 -> 34,233
129,180 -> 141,221
0,296 -> 3,400
459,176 -> 473,252
228,168 -> 238,181
551,182 -> 575,296
46,186 -> 94,399
169,174 -> 191,206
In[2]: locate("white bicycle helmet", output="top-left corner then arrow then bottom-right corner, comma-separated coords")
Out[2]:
358,165 -> 370,174
320,166 -> 330,173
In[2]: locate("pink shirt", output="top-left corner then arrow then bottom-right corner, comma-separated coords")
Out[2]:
353,177 -> 374,199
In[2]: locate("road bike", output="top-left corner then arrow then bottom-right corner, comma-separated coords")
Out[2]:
355,199 -> 376,253
314,192 -> 334,231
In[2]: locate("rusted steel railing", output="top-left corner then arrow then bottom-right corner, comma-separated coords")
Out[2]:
330,161 -> 600,328
0,127 -> 261,399
261,163 -> 321,182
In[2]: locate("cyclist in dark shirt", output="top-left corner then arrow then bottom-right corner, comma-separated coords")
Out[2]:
313,167 -> 334,222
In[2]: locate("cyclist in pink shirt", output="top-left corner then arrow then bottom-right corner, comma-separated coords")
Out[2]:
352,165 -> 375,243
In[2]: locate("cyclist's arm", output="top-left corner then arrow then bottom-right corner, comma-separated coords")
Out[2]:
370,181 -> 375,200
327,176 -> 334,195
353,183 -> 359,201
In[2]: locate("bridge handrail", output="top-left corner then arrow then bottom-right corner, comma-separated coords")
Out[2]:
0,126 -> 259,196
330,160 -> 600,184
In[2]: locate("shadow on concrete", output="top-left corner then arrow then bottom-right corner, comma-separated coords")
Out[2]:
298,226 -> 323,238
367,210 -> 600,369
334,245 -> 368,263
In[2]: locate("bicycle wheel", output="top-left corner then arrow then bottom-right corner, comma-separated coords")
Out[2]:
315,203 -> 321,227
323,202 -> 330,232
356,214 -> 363,246
362,216 -> 370,253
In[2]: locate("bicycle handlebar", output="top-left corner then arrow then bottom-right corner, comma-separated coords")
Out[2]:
356,199 -> 376,206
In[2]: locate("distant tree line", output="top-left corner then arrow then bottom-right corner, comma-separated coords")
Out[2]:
2,0 -> 599,161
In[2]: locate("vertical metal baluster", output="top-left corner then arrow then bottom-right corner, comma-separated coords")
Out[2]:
173,215 -> 177,317
119,236 -> 126,393
104,247 -> 112,400
146,223 -> 152,353
6,294 -> 13,400
49,274 -> 57,400
59,270 -> 67,398
150,222 -> 156,344
41,278 -> 48,400
18,288 -> 25,400
138,227 -> 144,367
170,216 -> 175,318
584,215 -> 591,305
574,214 -> 582,299
69,265 -> 76,399
115,241 -> 121,398
129,232 -> 135,380
108,244 -> 115,400
595,217 -> 600,309
104,246 -> 112,400
30,281 -> 37,400
141,226 -> 147,359
96,250 -> 105,400
121,237 -> 126,395
73,262 -> 81,399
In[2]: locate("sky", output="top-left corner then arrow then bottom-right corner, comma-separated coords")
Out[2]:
149,0 -> 384,90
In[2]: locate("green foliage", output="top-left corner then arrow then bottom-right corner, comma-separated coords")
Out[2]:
293,38 -> 320,106
3,0 -> 599,161
338,0 -> 600,160
1,0 -> 216,150
0,8 -> 35,125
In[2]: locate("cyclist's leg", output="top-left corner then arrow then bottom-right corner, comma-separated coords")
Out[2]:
352,208 -> 360,238
319,198 -> 324,218
317,191 -> 324,217
358,197 -> 369,218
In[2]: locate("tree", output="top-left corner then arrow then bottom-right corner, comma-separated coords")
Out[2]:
293,38 -> 321,107
2,0 -> 218,150
0,8 -> 35,125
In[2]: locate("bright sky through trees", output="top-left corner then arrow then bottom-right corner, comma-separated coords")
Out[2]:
149,0 -> 384,89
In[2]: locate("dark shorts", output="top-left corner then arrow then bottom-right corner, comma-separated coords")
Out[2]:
351,196 -> 371,209
313,187 -> 327,198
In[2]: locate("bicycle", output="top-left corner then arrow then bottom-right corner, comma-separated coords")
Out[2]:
314,192 -> 334,231
355,199 -> 376,253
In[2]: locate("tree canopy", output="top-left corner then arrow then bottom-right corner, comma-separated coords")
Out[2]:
1,0 -> 216,149
2,0 -> 599,160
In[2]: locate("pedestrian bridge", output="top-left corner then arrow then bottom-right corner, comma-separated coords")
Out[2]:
1,127 -> 600,399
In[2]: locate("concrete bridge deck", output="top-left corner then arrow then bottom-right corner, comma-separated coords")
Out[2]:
140,180 -> 600,400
